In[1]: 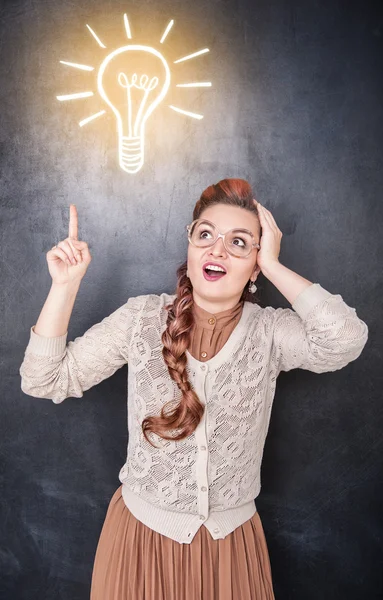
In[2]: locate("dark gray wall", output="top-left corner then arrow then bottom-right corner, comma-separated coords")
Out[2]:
1,0 -> 382,598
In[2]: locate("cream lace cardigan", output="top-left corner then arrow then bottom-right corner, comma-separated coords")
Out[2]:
19,283 -> 368,544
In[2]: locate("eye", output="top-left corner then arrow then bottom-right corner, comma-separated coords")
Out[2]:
232,237 -> 246,247
200,229 -> 213,239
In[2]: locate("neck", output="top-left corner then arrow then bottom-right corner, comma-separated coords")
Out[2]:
192,291 -> 243,314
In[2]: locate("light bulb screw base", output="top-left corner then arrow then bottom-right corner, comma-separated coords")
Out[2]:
119,136 -> 144,174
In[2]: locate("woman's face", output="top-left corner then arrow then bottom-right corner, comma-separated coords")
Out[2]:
187,204 -> 261,312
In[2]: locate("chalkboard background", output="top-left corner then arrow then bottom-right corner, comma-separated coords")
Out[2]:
1,0 -> 382,598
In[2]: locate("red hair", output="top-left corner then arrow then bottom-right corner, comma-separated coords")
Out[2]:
141,178 -> 261,447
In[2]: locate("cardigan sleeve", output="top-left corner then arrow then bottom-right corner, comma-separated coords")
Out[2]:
19,294 -> 145,403
272,283 -> 369,374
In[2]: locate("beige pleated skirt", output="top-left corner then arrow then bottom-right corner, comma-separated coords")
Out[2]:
90,485 -> 275,600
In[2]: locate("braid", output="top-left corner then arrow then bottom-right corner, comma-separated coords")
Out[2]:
141,263 -> 205,448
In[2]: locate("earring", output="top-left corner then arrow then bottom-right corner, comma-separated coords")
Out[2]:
248,280 -> 257,293
186,269 -> 189,278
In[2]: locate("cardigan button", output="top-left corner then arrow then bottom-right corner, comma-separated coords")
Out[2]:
208,318 -> 215,325
200,365 -> 206,371
214,528 -> 220,534
201,486 -> 207,491
200,445 -> 206,451
199,514 -> 205,520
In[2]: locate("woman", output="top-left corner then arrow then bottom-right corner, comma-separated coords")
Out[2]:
19,178 -> 368,599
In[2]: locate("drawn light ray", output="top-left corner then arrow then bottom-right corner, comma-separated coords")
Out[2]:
174,48 -> 210,63
176,82 -> 212,87
169,105 -> 203,119
57,15 -> 212,173
79,110 -> 106,127
60,61 -> 94,71
57,91 -> 94,101
86,24 -> 106,48
124,14 -> 132,39
160,20 -> 174,43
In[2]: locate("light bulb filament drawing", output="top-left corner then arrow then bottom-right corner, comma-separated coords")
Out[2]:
56,15 -> 212,174
118,72 -> 159,133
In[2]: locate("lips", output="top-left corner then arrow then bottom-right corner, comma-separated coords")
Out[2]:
202,261 -> 227,273
202,261 -> 227,282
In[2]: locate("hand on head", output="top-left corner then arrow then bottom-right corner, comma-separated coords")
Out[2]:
253,200 -> 282,272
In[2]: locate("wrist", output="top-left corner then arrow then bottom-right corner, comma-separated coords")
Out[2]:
51,279 -> 81,299
51,279 -> 81,290
260,260 -> 283,279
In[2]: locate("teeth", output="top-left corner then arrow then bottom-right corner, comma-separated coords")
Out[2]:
205,265 -> 226,273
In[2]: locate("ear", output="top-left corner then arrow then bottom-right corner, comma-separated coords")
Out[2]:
251,264 -> 261,280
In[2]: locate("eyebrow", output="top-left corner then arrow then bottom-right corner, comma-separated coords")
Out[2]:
199,219 -> 255,234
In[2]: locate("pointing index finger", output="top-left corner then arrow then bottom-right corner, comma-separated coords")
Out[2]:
69,204 -> 78,240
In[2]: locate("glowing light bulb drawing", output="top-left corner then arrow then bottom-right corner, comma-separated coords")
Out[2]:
97,45 -> 170,173
56,15 -> 212,174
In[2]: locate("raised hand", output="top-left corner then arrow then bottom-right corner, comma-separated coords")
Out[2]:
46,204 -> 92,285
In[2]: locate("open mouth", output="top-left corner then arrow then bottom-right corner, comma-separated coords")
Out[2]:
202,265 -> 227,281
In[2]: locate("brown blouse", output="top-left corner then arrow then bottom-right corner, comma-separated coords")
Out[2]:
188,298 -> 244,362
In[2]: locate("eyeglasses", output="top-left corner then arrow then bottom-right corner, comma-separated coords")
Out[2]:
186,218 -> 260,258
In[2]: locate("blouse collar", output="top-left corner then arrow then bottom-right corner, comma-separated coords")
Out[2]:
192,298 -> 244,331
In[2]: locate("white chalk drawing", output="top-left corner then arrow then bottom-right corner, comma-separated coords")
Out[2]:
56,15 -> 212,174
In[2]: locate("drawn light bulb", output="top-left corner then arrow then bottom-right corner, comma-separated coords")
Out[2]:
97,45 -> 170,174
56,15 -> 212,174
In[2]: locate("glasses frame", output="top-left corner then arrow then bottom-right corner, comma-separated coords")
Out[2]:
186,218 -> 261,258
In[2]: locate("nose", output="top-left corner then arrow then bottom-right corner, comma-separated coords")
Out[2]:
208,235 -> 227,256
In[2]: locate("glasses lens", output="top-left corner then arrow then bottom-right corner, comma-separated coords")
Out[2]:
190,220 -> 253,257
225,229 -> 254,257
190,220 -> 216,246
